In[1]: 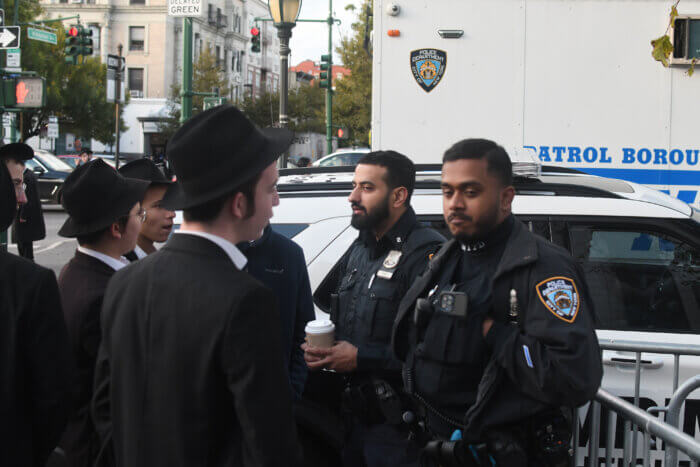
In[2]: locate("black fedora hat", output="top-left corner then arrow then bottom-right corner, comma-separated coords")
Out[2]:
0,160 -> 16,231
162,104 -> 293,210
0,142 -> 34,162
118,158 -> 172,185
58,159 -> 149,238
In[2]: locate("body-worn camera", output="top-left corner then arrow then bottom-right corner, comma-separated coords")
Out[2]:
437,291 -> 468,318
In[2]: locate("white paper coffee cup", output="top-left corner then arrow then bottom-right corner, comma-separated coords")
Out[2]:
305,319 -> 335,348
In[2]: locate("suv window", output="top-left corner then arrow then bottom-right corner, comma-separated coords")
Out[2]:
569,224 -> 700,333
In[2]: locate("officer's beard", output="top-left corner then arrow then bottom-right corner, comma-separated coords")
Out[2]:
451,205 -> 502,245
350,194 -> 391,232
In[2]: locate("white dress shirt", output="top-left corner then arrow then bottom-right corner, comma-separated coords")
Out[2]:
77,246 -> 130,271
133,245 -> 148,260
174,230 -> 248,270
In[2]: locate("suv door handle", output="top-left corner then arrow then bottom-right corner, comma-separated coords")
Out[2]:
602,355 -> 664,369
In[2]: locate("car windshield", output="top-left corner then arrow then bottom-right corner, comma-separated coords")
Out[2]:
36,153 -> 73,171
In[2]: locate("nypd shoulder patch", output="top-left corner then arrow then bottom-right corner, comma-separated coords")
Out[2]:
535,276 -> 580,323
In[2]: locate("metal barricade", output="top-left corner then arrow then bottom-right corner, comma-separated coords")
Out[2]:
573,338 -> 700,467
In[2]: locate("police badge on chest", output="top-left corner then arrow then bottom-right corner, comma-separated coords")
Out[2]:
377,250 -> 402,279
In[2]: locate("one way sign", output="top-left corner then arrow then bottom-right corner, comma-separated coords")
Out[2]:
0,26 -> 20,49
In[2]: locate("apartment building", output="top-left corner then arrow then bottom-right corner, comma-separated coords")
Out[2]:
39,0 -> 279,156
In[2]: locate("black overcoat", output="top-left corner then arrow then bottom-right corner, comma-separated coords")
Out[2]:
58,251 -> 116,467
93,233 -> 302,467
12,169 -> 46,242
0,251 -> 74,467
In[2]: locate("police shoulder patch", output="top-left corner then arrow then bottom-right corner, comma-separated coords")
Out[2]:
535,276 -> 580,323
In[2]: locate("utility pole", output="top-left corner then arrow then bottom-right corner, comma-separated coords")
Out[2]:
115,44 -> 122,169
181,17 -> 193,123
325,0 -> 333,155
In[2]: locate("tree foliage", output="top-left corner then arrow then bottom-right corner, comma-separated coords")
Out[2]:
239,84 -> 326,133
159,47 -> 231,139
332,0 -> 372,147
651,1 -> 697,75
10,0 -> 127,143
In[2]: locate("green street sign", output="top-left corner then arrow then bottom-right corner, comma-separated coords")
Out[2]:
203,97 -> 226,110
27,27 -> 57,45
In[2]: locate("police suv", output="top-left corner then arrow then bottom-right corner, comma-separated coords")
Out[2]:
268,162 -> 700,464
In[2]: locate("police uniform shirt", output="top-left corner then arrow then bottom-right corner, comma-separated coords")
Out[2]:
335,207 -> 443,374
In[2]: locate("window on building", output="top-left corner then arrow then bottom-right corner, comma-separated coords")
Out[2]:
129,26 -> 145,51
130,0 -> 145,4
215,45 -> 221,69
224,50 -> 228,72
194,33 -> 200,59
128,68 -> 144,97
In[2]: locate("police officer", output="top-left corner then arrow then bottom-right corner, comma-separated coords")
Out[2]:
392,139 -> 602,466
303,151 -> 444,467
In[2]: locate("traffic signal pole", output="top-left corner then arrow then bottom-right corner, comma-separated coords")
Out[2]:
325,0 -> 333,155
181,17 -> 193,123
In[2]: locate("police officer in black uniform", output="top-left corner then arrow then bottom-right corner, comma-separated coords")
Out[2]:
392,139 -> 602,466
304,151 -> 444,467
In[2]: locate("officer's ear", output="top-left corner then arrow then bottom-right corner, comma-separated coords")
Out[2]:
500,185 -> 515,213
391,186 -> 409,208
229,192 -> 248,220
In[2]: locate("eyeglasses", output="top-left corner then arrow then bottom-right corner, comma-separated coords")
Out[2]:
13,180 -> 26,193
136,208 -> 147,223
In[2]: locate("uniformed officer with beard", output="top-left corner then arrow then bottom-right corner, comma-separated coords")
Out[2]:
392,139 -> 602,467
304,151 -> 444,467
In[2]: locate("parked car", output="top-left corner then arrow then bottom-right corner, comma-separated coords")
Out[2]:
57,154 -> 80,168
24,150 -> 73,203
312,148 -> 371,167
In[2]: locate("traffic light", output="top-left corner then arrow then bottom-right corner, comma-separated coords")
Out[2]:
250,27 -> 260,53
64,26 -> 79,64
336,126 -> 349,140
79,26 -> 93,56
319,54 -> 332,89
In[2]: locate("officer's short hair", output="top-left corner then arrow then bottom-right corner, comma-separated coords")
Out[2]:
442,139 -> 513,187
357,150 -> 415,204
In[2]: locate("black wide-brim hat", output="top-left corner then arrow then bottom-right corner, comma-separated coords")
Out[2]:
118,158 -> 173,185
0,160 -> 16,231
59,159 -> 149,238
0,142 -> 34,162
162,104 -> 293,210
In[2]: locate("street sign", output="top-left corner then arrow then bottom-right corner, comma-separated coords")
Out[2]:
106,54 -> 126,72
0,26 -> 20,49
14,77 -> 45,108
6,48 -> 19,67
203,97 -> 226,110
27,27 -> 57,45
47,121 -> 59,139
106,69 -> 126,104
168,0 -> 202,17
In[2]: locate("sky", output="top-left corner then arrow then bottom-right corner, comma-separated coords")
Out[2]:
286,0 -> 364,66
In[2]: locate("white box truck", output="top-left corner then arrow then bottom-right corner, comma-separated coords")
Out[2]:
371,0 -> 700,208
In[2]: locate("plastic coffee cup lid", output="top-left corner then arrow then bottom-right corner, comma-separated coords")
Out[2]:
305,319 -> 335,334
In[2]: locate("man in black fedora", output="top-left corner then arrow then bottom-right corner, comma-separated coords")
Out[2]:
93,105 -> 302,467
0,154 -> 74,467
118,158 -> 175,261
56,158 -> 149,467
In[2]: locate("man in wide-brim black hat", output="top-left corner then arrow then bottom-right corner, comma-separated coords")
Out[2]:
0,154 -> 74,467
56,158 -> 149,467
93,104 -> 302,467
118,158 -> 175,260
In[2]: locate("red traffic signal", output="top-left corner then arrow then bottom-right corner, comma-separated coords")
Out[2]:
68,26 -> 78,37
250,27 -> 260,36
337,127 -> 349,139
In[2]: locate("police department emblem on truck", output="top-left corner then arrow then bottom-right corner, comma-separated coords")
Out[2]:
410,49 -> 447,92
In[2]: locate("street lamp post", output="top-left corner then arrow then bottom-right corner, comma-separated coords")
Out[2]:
268,0 -> 302,167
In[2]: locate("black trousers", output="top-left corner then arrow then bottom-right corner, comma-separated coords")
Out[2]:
17,241 -> 34,261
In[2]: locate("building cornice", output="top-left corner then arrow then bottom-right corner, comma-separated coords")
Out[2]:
42,4 -> 168,14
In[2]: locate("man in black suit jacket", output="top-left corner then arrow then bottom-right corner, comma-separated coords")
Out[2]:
57,160 -> 149,467
93,105 -> 302,467
0,147 -> 74,467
